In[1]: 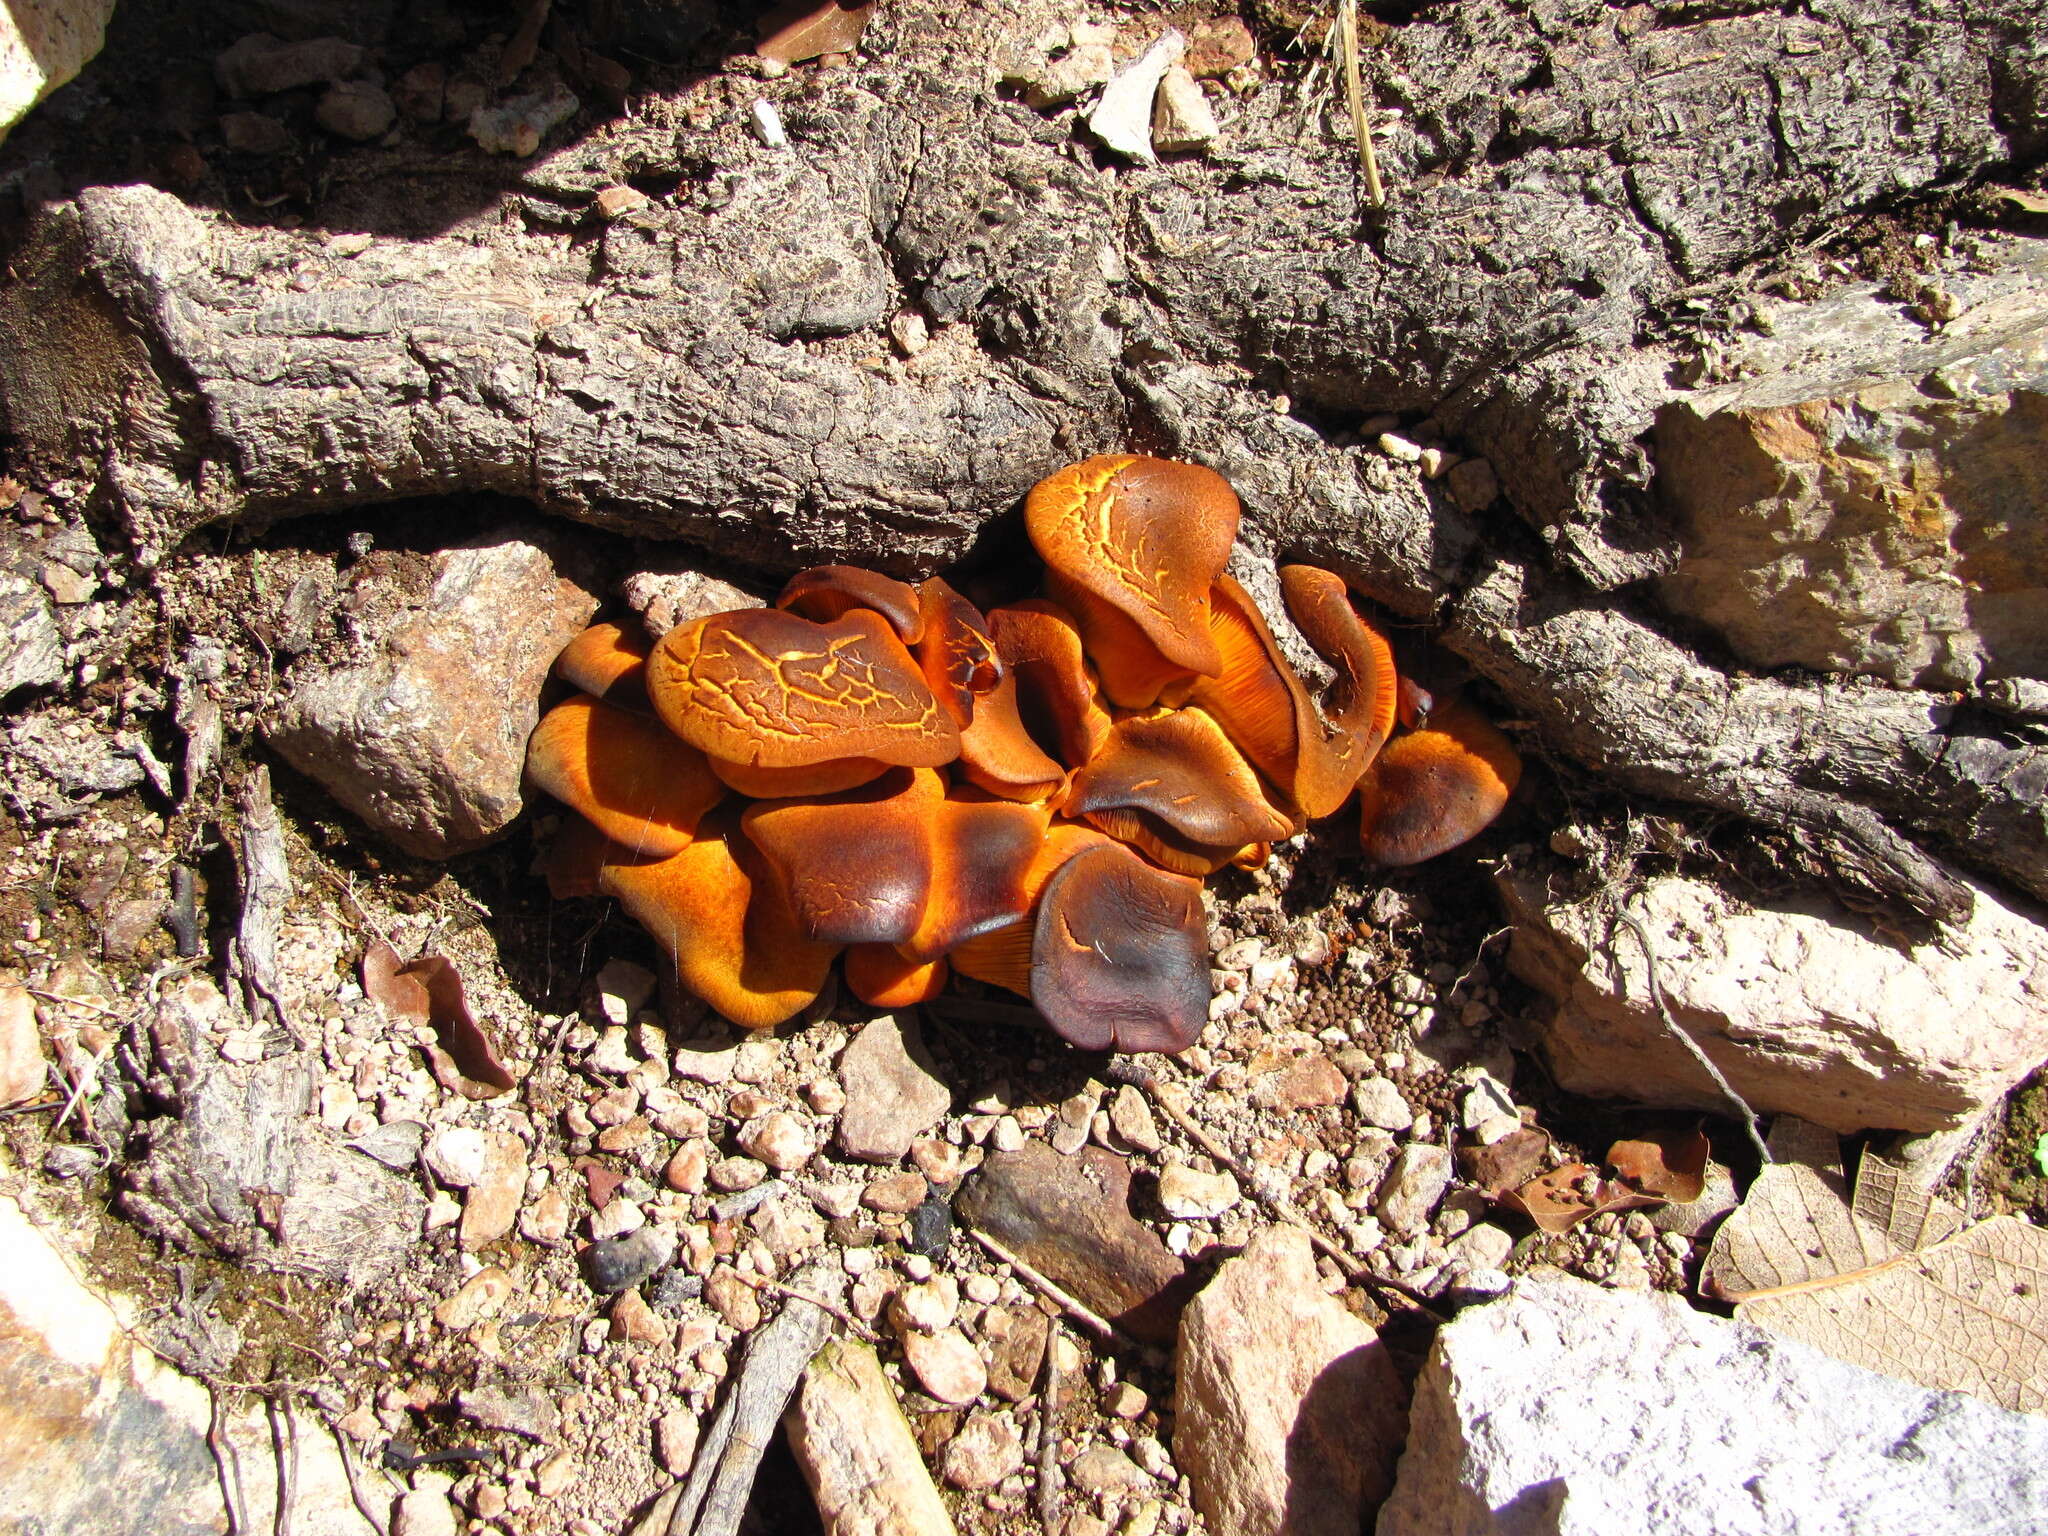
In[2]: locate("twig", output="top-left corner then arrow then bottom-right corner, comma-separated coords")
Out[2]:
24,985 -> 126,1020
51,1041 -> 112,1137
330,1421 -> 392,1536
965,1228 -> 1127,1346
1033,1324 -> 1064,1530
209,1383 -> 251,1536
268,1394 -> 301,1536
1337,0 -> 1385,208
727,1270 -> 878,1343
1611,904 -> 1772,1167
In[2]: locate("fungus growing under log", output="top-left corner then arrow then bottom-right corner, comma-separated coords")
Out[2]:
528,454 -> 1524,1052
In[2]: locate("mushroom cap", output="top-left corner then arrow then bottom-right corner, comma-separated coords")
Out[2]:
525,692 -> 726,859
844,945 -> 950,1008
554,621 -> 653,709
1063,706 -> 1294,852
958,667 -> 1067,803
740,769 -> 1051,962
599,806 -> 839,1029
1073,806 -> 1258,878
1276,564 -> 1399,766
1030,841 -> 1209,1054
1024,455 -> 1239,685
947,822 -> 1117,995
777,565 -> 925,645
988,600 -> 1111,770
541,812 -> 614,900
914,577 -> 1003,728
707,755 -> 892,799
1042,570 -> 1202,712
1356,696 -> 1523,866
646,606 -> 959,769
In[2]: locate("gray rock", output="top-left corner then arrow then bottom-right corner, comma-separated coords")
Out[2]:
0,568 -> 63,696
1374,1145 -> 1454,1236
457,1382 -> 560,1443
835,1013 -> 952,1164
582,1222 -> 676,1294
1175,1226 -> 1406,1536
265,525 -> 599,859
0,0 -> 118,140
315,80 -> 393,141
618,565 -> 760,639
1377,1273 -> 2048,1536
1352,1075 -> 1414,1132
214,32 -> 364,97
1500,868 -> 2048,1133
786,1339 -> 956,1534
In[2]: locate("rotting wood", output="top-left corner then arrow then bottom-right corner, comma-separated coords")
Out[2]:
235,766 -> 294,1042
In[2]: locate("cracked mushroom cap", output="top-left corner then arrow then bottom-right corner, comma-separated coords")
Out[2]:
914,577 -> 1003,729
1030,841 -> 1209,1054
740,768 -> 1052,963
988,600 -> 1112,771
777,565 -> 925,645
1275,564 -> 1400,770
646,606 -> 959,770
1062,706 -> 1295,875
1355,696 -> 1522,866
525,693 -> 727,859
554,621 -> 654,709
946,822 -> 1116,995
599,806 -> 839,1029
1025,455 -> 1240,708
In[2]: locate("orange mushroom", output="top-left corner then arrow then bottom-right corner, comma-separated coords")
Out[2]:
1355,696 -> 1522,865
948,822 -> 1116,995
777,566 -> 926,645
1276,564 -> 1400,767
599,806 -> 839,1029
1025,455 -> 1240,708
646,606 -> 959,770
706,755 -> 893,799
1030,841 -> 1209,1053
1062,707 -> 1294,875
540,811 -> 614,900
988,600 -> 1112,770
526,692 -> 727,859
554,621 -> 654,709
957,667 -> 1066,803
844,945 -> 950,1008
914,577 -> 1003,728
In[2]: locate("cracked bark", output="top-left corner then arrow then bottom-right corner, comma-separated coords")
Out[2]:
0,0 -> 2042,919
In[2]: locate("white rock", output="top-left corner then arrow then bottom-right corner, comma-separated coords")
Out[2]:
1158,1165 -> 1240,1220
1351,1076 -> 1412,1132
1443,1223 -> 1514,1273
423,1127 -> 488,1188
595,959 -> 655,1026
1086,29 -> 1183,163
0,0 -> 116,140
1374,1145 -> 1453,1236
0,981 -> 47,1107
750,98 -> 787,148
1151,65 -> 1218,154
1377,1273 -> 2048,1536
1501,869 -> 2048,1133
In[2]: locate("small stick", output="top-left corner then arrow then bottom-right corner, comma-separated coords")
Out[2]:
1338,0 -> 1385,208
24,986 -> 126,1020
330,1422 -> 392,1536
965,1228 -> 1126,1346
1612,905 -> 1772,1166
1033,1324 -> 1064,1530
727,1270 -> 878,1344
51,1041 -> 111,1137
209,1384 -> 251,1536
269,1394 -> 301,1536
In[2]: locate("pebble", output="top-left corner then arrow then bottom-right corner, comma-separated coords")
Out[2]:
1085,28 -> 1184,162
582,1224 -> 677,1294
1051,1084 -> 1102,1156
1445,1222 -> 1515,1272
836,1014 -> 952,1163
890,1276 -> 960,1335
1108,1085 -> 1162,1152
807,1180 -> 864,1219
734,1039 -> 779,1083
665,1141 -> 710,1194
1378,433 -> 1424,464
610,1288 -> 673,1347
706,1268 -> 763,1331
456,1383 -> 559,1443
737,1111 -> 813,1171
804,1078 -> 847,1115
941,1412 -> 1025,1490
433,1267 -> 512,1330
1350,1076 -> 1413,1131
1253,1054 -> 1346,1110
535,1452 -> 578,1499
749,98 -> 787,149
911,1137 -> 968,1186
982,1305 -> 1050,1401
1446,457 -> 1500,513
392,1489 -> 459,1536
1151,65 -> 1218,155
657,1409 -> 699,1476
1374,1145 -> 1454,1236
596,959 -> 655,1023
424,1126 -> 489,1188
673,1042 -> 737,1083
1104,1381 -> 1149,1419
903,1327 -> 988,1405
863,1170 -> 929,1214
710,1156 -> 767,1193
1158,1165 -> 1240,1220
906,1198 -> 954,1259
1071,1444 -> 1151,1495
316,81 -> 394,142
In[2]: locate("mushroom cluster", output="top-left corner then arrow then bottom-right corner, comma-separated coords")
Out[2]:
526,456 -> 1521,1054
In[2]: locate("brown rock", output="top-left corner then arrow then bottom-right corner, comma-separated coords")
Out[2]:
837,1014 -> 952,1163
610,1287 -> 674,1347
1251,1053 -> 1346,1110
459,1131 -> 527,1250
1069,1443 -> 1150,1495
1174,1226 -> 1406,1536
0,981 -> 47,1107
433,1266 -> 513,1330
955,1143 -> 1189,1343
756,0 -> 874,66
981,1305 -> 1049,1402
902,1327 -> 986,1407
706,1267 -> 762,1332
1185,16 -> 1256,77
665,1140 -> 710,1193
862,1170 -> 928,1214
940,1411 -> 1024,1490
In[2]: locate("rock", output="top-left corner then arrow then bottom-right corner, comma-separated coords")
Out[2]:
902,1327 -> 986,1406
836,1013 -> 951,1163
215,32 -> 363,96
1251,1053 -> 1347,1110
1108,1084 -> 1161,1152
706,1267 -> 763,1331
738,1110 -> 815,1171
619,565 -> 761,639
0,0 -> 117,140
956,1143 -> 1189,1343
0,1193 -> 408,1532
1375,1145 -> 1454,1236
265,526 -> 599,859
1352,1076 -> 1413,1131
597,957 -> 657,1023
1444,1223 -> 1515,1273
665,1141 -> 710,1194
1175,1226 -> 1407,1536
889,1275 -> 959,1335
1104,1381 -> 1148,1419
1086,29 -> 1183,163
0,568 -> 62,696
457,1381 -> 560,1443
1657,236 -> 2048,691
941,1412 -> 1024,1491
391,60 -> 443,121
1151,66 -> 1218,155
424,1126 -> 489,1187
981,1304 -> 1049,1402
863,1170 -> 929,1214
469,83 -> 580,156
1157,1164 -> 1240,1220
610,1287 -> 673,1347
315,80 -> 393,140
1184,15 -> 1255,78
1070,1444 -> 1150,1495
1445,456 -> 1500,513
1500,868 -> 2048,1133
0,980 -> 46,1106
1376,1272 -> 2048,1536
459,1131 -> 527,1249
521,1185 -> 571,1244
393,1488 -> 461,1536
656,1408 -> 699,1477
582,1223 -> 676,1294
433,1266 -> 513,1330
1002,26 -> 1114,109
786,1338 -> 957,1535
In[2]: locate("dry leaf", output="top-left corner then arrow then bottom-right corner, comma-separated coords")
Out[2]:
1994,187 -> 2048,214
1502,1162 -> 1658,1235
1458,1126 -> 1550,1198
1608,1124 -> 1711,1203
756,0 -> 873,65
1700,1115 -> 1895,1302
1852,1146 -> 1966,1254
1740,1217 -> 2048,1415
362,941 -> 519,1100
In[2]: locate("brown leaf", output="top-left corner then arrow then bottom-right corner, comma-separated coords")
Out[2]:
1700,1116 -> 1895,1303
1607,1124 -> 1711,1204
755,0 -> 873,65
1502,1162 -> 1658,1235
362,941 -> 519,1101
1739,1217 -> 2048,1415
1851,1145 -> 1966,1253
1458,1126 -> 1550,1198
